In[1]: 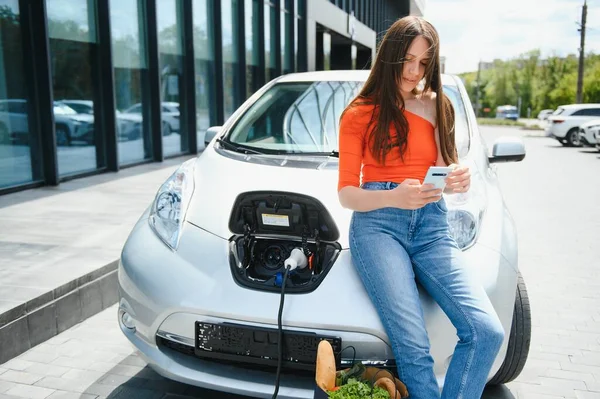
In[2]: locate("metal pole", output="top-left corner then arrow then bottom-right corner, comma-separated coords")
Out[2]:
476,61 -> 481,117
576,0 -> 587,103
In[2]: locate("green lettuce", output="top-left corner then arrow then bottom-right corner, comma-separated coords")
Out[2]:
328,378 -> 390,399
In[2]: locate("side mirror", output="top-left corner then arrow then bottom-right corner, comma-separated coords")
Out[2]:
204,126 -> 222,147
488,137 -> 526,163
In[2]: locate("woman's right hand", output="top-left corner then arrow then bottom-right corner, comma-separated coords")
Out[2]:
387,179 -> 442,210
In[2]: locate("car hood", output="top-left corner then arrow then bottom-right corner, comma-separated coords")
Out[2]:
65,114 -> 94,123
580,119 -> 600,128
185,146 -> 353,248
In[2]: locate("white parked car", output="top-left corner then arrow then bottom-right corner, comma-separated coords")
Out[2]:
537,109 -> 554,120
123,101 -> 180,136
545,104 -> 600,146
578,119 -> 600,148
0,99 -> 94,146
117,71 -> 530,398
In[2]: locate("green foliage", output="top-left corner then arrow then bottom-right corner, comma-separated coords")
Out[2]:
460,51 -> 600,118
328,379 -> 391,399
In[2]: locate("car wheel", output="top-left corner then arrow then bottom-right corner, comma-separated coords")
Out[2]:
162,122 -> 172,136
488,272 -> 531,385
56,125 -> 71,146
566,128 -> 581,147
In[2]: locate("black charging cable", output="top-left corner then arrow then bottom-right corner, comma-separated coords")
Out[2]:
272,265 -> 291,399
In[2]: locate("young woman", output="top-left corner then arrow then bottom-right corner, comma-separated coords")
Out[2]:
337,16 -> 505,399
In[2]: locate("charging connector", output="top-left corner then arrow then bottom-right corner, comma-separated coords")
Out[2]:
284,248 -> 308,271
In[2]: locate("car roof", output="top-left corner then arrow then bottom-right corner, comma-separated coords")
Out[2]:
60,100 -> 93,105
558,103 -> 600,109
275,70 -> 459,86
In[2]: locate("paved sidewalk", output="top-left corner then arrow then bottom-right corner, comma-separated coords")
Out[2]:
0,304 -> 245,398
0,155 -> 195,363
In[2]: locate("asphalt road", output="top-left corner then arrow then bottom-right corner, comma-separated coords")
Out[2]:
1,125 -> 599,399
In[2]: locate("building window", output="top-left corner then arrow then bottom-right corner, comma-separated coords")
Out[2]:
222,0 -> 241,121
281,0 -> 293,74
245,0 -> 261,96
47,0 -> 101,177
296,0 -> 307,72
0,1 -> 42,189
157,0 -> 186,157
193,0 -> 216,150
110,0 -> 151,166
264,1 -> 277,83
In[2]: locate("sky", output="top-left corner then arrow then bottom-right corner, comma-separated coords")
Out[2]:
424,0 -> 600,74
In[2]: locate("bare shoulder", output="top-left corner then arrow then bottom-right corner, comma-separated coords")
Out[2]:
404,91 -> 437,126
420,90 -> 437,106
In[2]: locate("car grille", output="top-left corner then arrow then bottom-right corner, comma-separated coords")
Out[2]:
156,335 -> 398,377
157,335 -> 316,376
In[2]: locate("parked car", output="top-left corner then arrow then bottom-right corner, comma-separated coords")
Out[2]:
58,99 -> 144,141
0,99 -> 94,145
578,119 -> 600,148
117,71 -> 530,398
537,109 -> 554,120
495,105 -> 519,121
545,104 -> 600,146
122,102 -> 179,136
58,99 -> 94,115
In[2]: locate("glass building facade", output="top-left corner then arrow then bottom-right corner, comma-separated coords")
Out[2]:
0,0 -> 413,194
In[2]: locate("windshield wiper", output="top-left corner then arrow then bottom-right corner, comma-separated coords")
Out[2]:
286,150 -> 339,157
216,138 -> 265,155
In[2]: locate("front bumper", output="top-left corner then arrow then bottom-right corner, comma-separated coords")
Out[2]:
118,215 -> 518,398
579,128 -> 599,146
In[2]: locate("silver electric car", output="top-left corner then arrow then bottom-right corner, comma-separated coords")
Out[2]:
117,70 -> 530,398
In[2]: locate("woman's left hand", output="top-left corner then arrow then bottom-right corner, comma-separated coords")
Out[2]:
444,164 -> 471,194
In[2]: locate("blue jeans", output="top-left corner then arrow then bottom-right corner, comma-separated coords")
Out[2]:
349,182 -> 504,399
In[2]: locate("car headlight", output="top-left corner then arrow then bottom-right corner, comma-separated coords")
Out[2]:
148,158 -> 196,250
445,165 -> 486,250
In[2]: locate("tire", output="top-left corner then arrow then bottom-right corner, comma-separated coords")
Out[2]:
488,272 -> 531,385
566,128 -> 581,147
162,122 -> 172,136
55,125 -> 71,146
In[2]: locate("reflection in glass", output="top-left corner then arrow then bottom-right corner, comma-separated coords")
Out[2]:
281,1 -> 293,74
157,0 -> 186,157
193,0 -> 214,150
264,2 -> 277,82
222,0 -> 240,120
110,0 -> 150,166
228,81 -> 361,153
245,0 -> 261,96
0,0 -> 42,188
47,0 -> 100,176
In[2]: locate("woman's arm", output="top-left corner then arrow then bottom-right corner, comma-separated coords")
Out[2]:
338,186 -> 393,212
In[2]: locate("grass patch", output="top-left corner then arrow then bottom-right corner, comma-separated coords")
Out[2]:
521,124 -> 545,131
477,118 -> 525,127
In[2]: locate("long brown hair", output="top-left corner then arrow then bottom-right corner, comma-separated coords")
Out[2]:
343,16 -> 457,165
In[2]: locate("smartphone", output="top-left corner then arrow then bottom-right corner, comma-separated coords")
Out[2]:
422,166 -> 453,191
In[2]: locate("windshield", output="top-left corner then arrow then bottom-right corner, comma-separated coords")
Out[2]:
227,81 -> 470,157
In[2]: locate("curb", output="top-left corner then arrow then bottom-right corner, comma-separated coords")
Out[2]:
0,261 -> 119,364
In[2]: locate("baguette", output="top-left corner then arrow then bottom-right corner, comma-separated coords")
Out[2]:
374,377 -> 403,399
315,340 -> 336,391
362,367 -> 409,398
